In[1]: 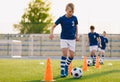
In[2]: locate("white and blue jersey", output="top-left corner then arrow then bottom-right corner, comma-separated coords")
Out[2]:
99,36 -> 108,50
88,32 -> 100,46
55,15 -> 78,40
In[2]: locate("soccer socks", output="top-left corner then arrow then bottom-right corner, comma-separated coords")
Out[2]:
90,55 -> 94,59
66,57 -> 73,66
102,55 -> 104,59
91,55 -> 96,65
60,56 -> 73,77
60,56 -> 67,77
65,57 -> 73,76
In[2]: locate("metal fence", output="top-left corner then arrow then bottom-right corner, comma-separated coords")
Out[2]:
0,34 -> 120,57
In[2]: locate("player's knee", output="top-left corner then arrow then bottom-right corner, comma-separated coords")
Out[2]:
69,51 -> 74,58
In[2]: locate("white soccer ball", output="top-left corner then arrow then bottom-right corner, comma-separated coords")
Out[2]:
99,58 -> 104,64
87,59 -> 93,66
71,67 -> 82,79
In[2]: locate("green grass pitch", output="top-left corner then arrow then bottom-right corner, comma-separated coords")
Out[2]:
0,59 -> 120,82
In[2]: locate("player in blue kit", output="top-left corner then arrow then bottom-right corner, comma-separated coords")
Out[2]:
49,3 -> 79,77
98,31 -> 108,63
87,25 -> 100,65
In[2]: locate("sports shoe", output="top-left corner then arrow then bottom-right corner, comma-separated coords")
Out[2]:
99,58 -> 104,65
60,70 -> 66,78
65,65 -> 68,76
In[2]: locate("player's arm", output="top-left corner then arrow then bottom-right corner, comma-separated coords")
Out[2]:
97,34 -> 102,47
49,16 -> 61,40
97,37 -> 102,47
49,24 -> 57,40
76,25 -> 79,41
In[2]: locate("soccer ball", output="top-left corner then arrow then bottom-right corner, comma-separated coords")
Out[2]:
87,59 -> 93,66
99,58 -> 104,64
71,67 -> 82,79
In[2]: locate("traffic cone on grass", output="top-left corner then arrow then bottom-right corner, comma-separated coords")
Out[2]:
95,56 -> 100,68
43,58 -> 55,82
82,56 -> 88,71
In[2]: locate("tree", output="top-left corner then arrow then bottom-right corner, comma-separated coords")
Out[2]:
13,0 -> 53,34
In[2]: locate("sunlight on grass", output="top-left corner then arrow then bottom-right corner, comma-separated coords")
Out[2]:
0,59 -> 120,82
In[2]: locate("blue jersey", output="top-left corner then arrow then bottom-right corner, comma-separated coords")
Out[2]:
99,36 -> 108,49
55,15 -> 78,40
88,32 -> 100,46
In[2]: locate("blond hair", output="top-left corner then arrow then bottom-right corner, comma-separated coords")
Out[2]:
65,3 -> 74,11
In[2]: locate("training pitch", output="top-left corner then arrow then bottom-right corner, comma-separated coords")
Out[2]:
0,58 -> 120,82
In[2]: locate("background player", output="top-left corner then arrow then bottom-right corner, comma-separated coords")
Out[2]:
98,31 -> 109,63
87,25 -> 100,65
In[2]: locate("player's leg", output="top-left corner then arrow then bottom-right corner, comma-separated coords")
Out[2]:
92,50 -> 97,65
99,49 -> 105,64
98,48 -> 101,57
89,46 -> 95,59
65,40 -> 75,76
98,49 -> 105,58
65,49 -> 74,76
60,39 -> 68,77
101,49 -> 105,59
90,46 -> 97,65
60,48 -> 68,77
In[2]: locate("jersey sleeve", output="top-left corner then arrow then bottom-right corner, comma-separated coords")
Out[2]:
106,38 -> 108,43
75,16 -> 78,25
55,17 -> 62,25
97,33 -> 100,38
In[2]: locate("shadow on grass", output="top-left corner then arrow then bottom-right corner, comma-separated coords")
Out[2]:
24,80 -> 39,82
65,69 -> 120,82
25,70 -> 120,82
24,80 -> 40,82
82,69 -> 120,79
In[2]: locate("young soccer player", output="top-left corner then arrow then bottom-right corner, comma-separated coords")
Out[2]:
87,25 -> 100,65
98,31 -> 108,61
49,3 -> 79,77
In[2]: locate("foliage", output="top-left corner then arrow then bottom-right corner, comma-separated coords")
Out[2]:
13,0 -> 53,34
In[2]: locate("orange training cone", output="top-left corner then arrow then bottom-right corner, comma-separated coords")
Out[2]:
43,58 -> 54,82
82,56 -> 88,71
68,63 -> 73,75
95,56 -> 100,68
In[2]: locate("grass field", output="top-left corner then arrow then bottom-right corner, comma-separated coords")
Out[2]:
0,59 -> 120,82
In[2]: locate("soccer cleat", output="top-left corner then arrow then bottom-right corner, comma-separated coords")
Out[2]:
60,70 -> 66,78
60,74 -> 66,78
65,65 -> 68,76
99,58 -> 104,65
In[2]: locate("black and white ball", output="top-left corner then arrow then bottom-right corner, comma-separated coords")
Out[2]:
87,59 -> 93,66
71,67 -> 82,78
